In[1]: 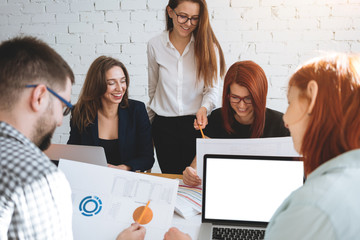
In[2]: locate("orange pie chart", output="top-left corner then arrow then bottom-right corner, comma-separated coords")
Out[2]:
133,205 -> 153,225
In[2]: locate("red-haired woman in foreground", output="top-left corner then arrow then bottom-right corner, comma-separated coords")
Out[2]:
183,60 -> 289,186
165,54 -> 360,239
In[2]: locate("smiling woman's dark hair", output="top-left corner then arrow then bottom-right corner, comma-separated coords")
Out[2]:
71,56 -> 129,132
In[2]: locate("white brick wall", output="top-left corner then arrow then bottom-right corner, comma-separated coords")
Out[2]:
1,0 -> 360,146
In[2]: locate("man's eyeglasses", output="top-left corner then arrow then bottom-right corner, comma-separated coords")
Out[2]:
26,84 -> 73,116
229,94 -> 252,104
172,9 -> 199,26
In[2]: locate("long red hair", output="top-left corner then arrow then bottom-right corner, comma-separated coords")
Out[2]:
222,61 -> 268,137
289,54 -> 360,175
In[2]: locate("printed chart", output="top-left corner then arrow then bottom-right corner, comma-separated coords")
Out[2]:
59,159 -> 179,240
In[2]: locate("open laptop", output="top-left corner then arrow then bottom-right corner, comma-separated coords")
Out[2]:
198,154 -> 304,240
43,143 -> 108,167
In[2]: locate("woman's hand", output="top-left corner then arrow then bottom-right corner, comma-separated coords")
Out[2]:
116,223 -> 146,240
193,119 -> 211,138
183,166 -> 202,186
108,164 -> 131,171
164,227 -> 192,240
195,107 -> 208,130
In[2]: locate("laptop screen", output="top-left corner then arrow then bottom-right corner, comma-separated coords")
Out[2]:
44,144 -> 108,167
202,154 -> 304,226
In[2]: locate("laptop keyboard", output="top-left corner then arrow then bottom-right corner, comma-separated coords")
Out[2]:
212,227 -> 265,240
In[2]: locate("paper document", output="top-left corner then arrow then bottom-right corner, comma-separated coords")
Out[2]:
59,159 -> 179,240
175,181 -> 202,219
196,137 -> 300,181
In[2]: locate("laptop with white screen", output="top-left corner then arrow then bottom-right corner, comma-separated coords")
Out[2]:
43,143 -> 108,167
198,154 -> 304,240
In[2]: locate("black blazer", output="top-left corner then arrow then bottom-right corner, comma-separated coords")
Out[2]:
67,99 -> 155,171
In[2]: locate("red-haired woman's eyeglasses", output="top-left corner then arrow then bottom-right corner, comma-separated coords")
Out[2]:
229,94 -> 252,104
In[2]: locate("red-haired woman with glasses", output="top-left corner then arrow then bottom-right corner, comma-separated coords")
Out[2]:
147,0 -> 226,174
183,61 -> 289,186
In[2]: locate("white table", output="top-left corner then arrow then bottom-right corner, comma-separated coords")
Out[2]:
172,212 -> 201,239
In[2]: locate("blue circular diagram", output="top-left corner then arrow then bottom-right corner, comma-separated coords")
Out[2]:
79,196 -> 102,217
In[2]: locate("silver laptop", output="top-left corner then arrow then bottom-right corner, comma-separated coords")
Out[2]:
198,154 -> 304,240
44,143 -> 108,167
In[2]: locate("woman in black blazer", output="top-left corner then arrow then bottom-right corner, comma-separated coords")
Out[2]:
68,56 -> 154,172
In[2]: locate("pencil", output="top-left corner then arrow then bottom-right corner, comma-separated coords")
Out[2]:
199,126 -> 205,139
137,200 -> 150,223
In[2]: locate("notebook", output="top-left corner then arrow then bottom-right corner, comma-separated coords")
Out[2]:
198,154 -> 304,240
43,143 -> 108,167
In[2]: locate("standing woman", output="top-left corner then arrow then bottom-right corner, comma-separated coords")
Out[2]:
68,56 -> 154,172
147,0 -> 226,174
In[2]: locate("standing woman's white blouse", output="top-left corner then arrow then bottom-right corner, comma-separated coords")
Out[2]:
147,30 -> 221,122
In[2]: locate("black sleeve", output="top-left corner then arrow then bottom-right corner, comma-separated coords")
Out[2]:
204,108 -> 225,138
263,108 -> 290,137
67,115 -> 82,145
123,101 -> 155,172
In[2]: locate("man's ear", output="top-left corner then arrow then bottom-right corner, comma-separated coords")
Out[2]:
307,80 -> 318,115
29,84 -> 47,113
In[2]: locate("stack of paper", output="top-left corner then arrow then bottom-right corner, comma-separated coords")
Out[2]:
175,183 -> 202,219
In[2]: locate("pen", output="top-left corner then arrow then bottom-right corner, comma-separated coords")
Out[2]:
196,119 -> 205,139
137,200 -> 150,223
199,126 -> 205,139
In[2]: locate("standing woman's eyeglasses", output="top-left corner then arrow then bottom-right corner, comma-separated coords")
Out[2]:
26,84 -> 73,116
172,9 -> 199,26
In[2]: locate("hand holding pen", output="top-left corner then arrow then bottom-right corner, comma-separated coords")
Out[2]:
193,119 -> 208,139
195,106 -> 208,130
116,223 -> 146,240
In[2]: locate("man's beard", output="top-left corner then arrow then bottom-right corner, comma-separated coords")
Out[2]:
37,130 -> 55,151
32,102 -> 57,151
